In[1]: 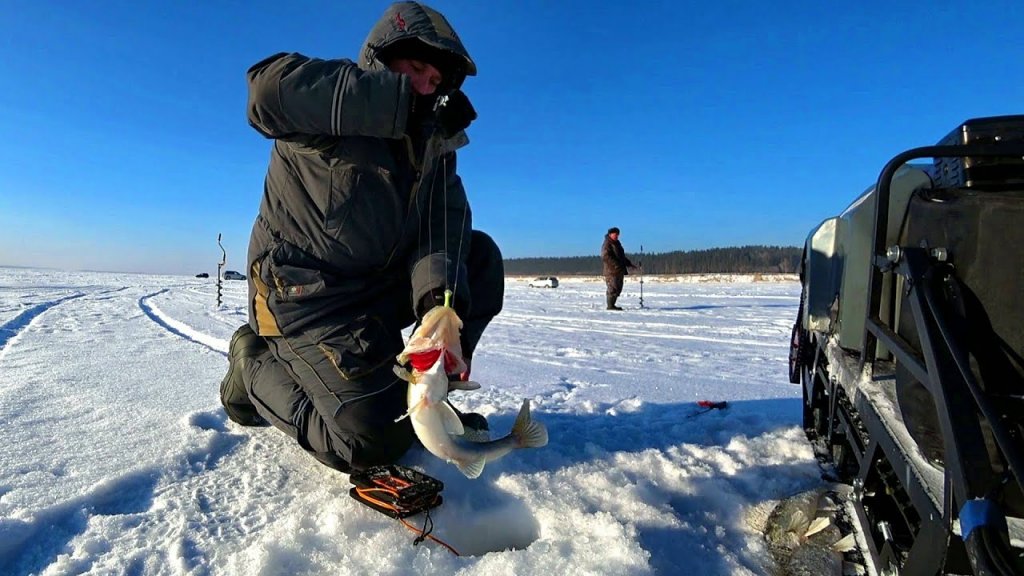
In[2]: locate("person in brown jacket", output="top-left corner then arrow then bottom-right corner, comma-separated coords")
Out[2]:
601,227 -> 637,310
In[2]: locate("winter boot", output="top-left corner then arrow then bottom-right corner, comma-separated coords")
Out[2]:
607,295 -> 623,311
219,324 -> 269,426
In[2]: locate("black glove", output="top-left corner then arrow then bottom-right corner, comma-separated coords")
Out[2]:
435,90 -> 476,138
416,286 -> 470,319
417,289 -> 443,318
407,92 -> 438,137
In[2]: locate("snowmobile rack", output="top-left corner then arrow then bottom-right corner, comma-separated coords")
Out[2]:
349,464 -> 444,519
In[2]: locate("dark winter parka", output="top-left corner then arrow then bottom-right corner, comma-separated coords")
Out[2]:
244,2 -> 477,337
602,234 -> 634,277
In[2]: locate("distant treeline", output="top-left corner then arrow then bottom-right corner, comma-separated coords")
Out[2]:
504,245 -> 801,276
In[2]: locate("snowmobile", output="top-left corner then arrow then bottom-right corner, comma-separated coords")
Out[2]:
789,115 -> 1024,575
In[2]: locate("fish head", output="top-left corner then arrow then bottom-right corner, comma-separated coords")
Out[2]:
401,307 -> 464,358
406,350 -> 451,412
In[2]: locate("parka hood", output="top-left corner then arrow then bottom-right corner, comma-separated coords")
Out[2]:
359,1 -> 476,90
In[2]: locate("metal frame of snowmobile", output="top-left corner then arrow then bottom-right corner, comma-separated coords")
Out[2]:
794,135 -> 1024,576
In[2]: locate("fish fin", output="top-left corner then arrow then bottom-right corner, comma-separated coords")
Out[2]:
438,401 -> 465,436
395,396 -> 426,423
392,365 -> 411,382
511,400 -> 549,448
456,458 -> 485,479
448,379 -> 482,392
460,428 -> 491,443
394,407 -> 412,423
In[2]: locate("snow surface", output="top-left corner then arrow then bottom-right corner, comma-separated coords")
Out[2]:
0,267 -> 823,575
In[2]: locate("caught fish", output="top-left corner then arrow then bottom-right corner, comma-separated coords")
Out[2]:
398,303 -> 467,375
395,304 -> 548,478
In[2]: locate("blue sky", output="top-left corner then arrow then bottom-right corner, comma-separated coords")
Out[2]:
1,1 -> 1021,274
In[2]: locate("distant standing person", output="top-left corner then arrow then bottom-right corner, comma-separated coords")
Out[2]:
601,227 -> 636,310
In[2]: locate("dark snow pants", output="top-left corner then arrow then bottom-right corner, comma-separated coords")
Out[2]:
241,231 -> 504,472
605,274 -> 624,306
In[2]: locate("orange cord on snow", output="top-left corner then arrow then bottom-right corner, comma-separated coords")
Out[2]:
354,486 -> 461,556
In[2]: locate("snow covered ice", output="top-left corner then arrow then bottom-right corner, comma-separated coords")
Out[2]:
0,267 -> 823,575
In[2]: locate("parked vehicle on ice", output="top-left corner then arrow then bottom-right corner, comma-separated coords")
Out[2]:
789,115 -> 1024,575
195,273 -> 209,278
222,270 -> 246,281
528,276 -> 559,288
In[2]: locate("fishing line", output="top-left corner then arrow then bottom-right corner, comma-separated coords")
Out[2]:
442,118 -> 449,295
421,94 -> 469,309
449,154 -> 470,302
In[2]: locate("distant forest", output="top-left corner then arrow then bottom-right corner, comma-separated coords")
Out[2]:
504,245 -> 801,276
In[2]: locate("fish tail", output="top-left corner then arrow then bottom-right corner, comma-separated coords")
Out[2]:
511,400 -> 549,449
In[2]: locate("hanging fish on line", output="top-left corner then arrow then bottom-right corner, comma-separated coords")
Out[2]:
395,302 -> 548,478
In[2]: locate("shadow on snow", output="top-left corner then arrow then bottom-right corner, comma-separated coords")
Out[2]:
0,410 -> 246,576
396,397 -> 820,574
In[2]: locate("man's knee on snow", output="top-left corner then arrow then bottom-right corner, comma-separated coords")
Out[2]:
348,423 -> 416,469
330,377 -> 415,469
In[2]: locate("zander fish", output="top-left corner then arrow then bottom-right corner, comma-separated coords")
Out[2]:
395,305 -> 548,478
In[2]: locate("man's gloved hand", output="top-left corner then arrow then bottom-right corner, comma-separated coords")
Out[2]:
448,357 -> 475,385
435,90 -> 476,138
416,287 -> 469,319
407,92 -> 438,137
416,289 -> 445,318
